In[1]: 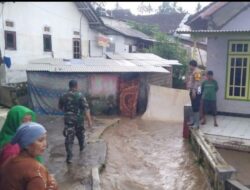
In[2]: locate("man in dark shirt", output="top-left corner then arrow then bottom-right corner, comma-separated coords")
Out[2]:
58,80 -> 92,164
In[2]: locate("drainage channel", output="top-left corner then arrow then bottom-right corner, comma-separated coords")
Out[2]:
184,105 -> 250,190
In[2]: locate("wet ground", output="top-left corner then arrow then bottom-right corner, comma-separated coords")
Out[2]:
217,148 -> 250,187
37,115 -> 117,190
100,118 -> 211,190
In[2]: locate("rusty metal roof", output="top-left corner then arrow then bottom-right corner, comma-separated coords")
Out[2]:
17,58 -> 170,73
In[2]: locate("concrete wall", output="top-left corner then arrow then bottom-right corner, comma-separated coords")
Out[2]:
0,2 -> 95,83
89,75 -> 118,97
101,17 -> 137,53
104,34 -> 136,54
89,30 -> 104,57
207,33 -> 250,114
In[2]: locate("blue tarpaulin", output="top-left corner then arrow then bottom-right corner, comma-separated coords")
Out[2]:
27,71 -> 119,115
3,56 -> 11,68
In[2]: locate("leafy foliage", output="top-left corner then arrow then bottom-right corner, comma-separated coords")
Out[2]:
127,21 -> 160,37
129,21 -> 190,89
157,2 -> 187,14
90,2 -> 106,16
196,3 -> 202,12
137,2 -> 154,15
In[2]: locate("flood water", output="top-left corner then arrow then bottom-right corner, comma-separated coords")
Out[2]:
100,118 -> 210,190
217,148 -> 250,187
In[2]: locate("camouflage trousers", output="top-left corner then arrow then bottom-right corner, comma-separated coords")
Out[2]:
63,123 -> 85,161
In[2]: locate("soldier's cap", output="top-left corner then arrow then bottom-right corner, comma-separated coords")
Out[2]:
69,80 -> 78,88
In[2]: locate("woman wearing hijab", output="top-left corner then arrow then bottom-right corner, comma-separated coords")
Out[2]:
0,105 -> 43,163
0,122 -> 58,190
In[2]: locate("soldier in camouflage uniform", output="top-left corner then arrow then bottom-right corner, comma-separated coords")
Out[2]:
186,60 -> 202,129
58,80 -> 92,164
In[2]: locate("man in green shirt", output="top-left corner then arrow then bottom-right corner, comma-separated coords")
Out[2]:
201,70 -> 219,127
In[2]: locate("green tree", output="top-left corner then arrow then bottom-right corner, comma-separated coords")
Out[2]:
196,2 -> 202,12
158,2 -> 177,14
129,21 -> 190,89
172,2 -> 177,11
146,3 -> 153,15
91,2 -> 106,9
127,21 -> 160,36
137,2 -> 148,15
158,2 -> 188,14
115,2 -> 120,10
91,2 -> 106,16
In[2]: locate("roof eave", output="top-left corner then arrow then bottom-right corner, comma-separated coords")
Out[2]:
104,25 -> 156,42
176,30 -> 250,34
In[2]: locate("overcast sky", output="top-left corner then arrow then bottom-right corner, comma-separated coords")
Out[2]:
104,2 -> 212,15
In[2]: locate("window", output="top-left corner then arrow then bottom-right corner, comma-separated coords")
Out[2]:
44,26 -> 50,32
5,21 -> 14,27
129,45 -> 132,53
73,38 -> 81,59
226,41 -> 250,100
5,31 -> 16,50
43,34 -> 52,52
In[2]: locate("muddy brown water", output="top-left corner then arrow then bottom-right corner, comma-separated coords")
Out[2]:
217,148 -> 250,186
100,118 -> 210,190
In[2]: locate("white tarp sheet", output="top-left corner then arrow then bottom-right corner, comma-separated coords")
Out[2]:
142,85 -> 191,122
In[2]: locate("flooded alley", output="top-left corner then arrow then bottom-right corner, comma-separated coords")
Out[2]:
100,118 -> 210,190
217,148 -> 250,187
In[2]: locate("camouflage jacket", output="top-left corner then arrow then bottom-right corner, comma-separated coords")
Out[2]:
58,90 -> 90,125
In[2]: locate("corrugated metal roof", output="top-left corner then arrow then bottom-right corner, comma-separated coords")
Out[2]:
74,2 -> 103,25
17,58 -> 170,73
176,29 -> 250,34
105,25 -> 156,42
106,53 -> 181,66
101,17 -> 156,42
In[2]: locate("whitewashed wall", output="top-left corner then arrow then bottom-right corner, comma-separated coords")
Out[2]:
0,2 -> 93,84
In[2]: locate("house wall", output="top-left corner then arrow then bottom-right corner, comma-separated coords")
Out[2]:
207,33 -> 250,114
101,17 -> 138,53
104,34 -> 136,54
0,2 -> 95,84
89,30 -> 104,57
